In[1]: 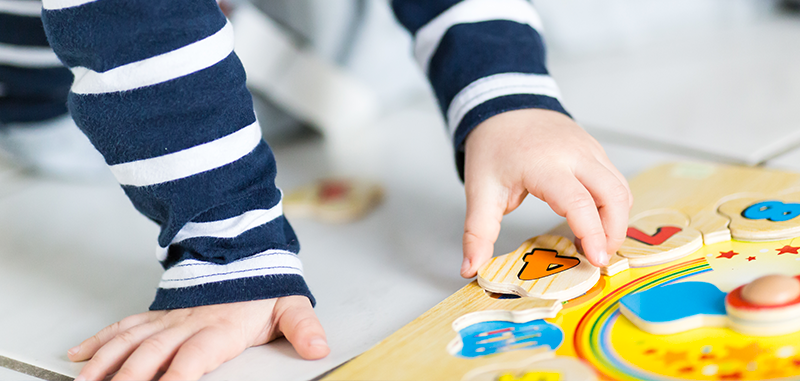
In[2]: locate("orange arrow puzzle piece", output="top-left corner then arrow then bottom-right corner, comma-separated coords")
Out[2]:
518,248 -> 581,281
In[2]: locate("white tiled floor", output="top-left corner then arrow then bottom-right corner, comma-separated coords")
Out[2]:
765,147 -> 800,172
0,158 -> 31,199
552,16 -> 800,165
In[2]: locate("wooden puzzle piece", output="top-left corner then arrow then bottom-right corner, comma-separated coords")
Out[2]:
477,235 -> 600,301
688,209 -> 731,244
600,253 -> 629,276
621,275 -> 800,337
462,357 -> 598,381
447,284 -> 563,361
283,178 -> 383,223
687,192 -> 760,245
452,296 -> 561,330
518,249 -> 579,280
718,191 -> 800,241
619,282 -> 728,335
448,285 -> 563,358
447,319 -> 563,358
726,274 -> 800,336
617,209 -> 703,267
573,237 -> 628,276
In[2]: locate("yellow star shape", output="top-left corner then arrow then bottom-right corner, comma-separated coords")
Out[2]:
661,350 -> 688,366
722,342 -> 765,363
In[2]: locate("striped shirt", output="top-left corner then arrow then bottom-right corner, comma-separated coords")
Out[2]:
0,0 -> 567,310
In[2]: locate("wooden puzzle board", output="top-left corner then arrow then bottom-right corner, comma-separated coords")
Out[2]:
324,162 -> 800,381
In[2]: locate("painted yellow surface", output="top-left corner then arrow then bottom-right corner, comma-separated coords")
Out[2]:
497,371 -> 560,381
324,163 -> 800,381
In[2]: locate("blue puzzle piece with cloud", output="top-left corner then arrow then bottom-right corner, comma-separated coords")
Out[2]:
619,281 -> 727,334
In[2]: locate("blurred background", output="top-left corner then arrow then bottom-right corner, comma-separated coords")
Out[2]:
234,0 -> 800,168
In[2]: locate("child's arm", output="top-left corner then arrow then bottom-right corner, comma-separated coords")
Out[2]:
40,0 -> 327,379
391,0 -> 632,273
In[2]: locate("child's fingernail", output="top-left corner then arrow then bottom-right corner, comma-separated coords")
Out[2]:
599,251 -> 609,266
74,375 -> 86,381
68,345 -> 80,356
310,338 -> 328,348
460,258 -> 471,275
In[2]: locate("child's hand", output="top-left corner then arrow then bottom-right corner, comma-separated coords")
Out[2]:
68,296 -> 328,381
460,108 -> 632,277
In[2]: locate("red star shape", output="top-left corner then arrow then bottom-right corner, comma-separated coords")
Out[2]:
643,348 -> 657,355
793,358 -> 800,367
719,372 -> 743,380
678,366 -> 694,373
747,256 -> 756,261
776,245 -> 800,255
717,250 -> 739,259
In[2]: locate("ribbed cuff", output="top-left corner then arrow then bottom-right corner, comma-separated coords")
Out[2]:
150,273 -> 315,310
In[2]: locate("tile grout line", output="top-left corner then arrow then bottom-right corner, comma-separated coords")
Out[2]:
755,140 -> 800,166
581,122 -> 751,165
0,355 -> 72,381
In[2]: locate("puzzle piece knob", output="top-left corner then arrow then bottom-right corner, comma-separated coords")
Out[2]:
741,274 -> 800,306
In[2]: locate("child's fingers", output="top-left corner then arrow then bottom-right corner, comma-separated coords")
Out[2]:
74,320 -> 167,381
595,155 -> 634,208
539,172 -> 608,267
159,327 -> 240,381
276,296 -> 329,360
462,184 -> 505,278
575,162 -> 631,255
110,326 -> 198,381
69,312 -> 156,362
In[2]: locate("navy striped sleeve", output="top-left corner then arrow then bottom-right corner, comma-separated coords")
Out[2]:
0,0 -> 72,124
40,0 -> 313,310
391,0 -> 570,180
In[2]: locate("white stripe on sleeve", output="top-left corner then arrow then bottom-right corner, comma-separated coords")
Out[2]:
0,43 -> 61,68
446,72 -> 561,137
42,0 -> 96,10
158,250 -> 303,289
110,121 -> 263,187
70,21 -> 234,94
155,199 -> 284,261
414,0 -> 544,75
0,0 -> 42,16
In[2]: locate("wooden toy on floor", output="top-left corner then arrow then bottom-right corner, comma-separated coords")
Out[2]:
282,178 -> 383,223
324,162 -> 800,381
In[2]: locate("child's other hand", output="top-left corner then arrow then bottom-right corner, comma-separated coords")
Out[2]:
461,108 -> 632,277
68,296 -> 328,381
